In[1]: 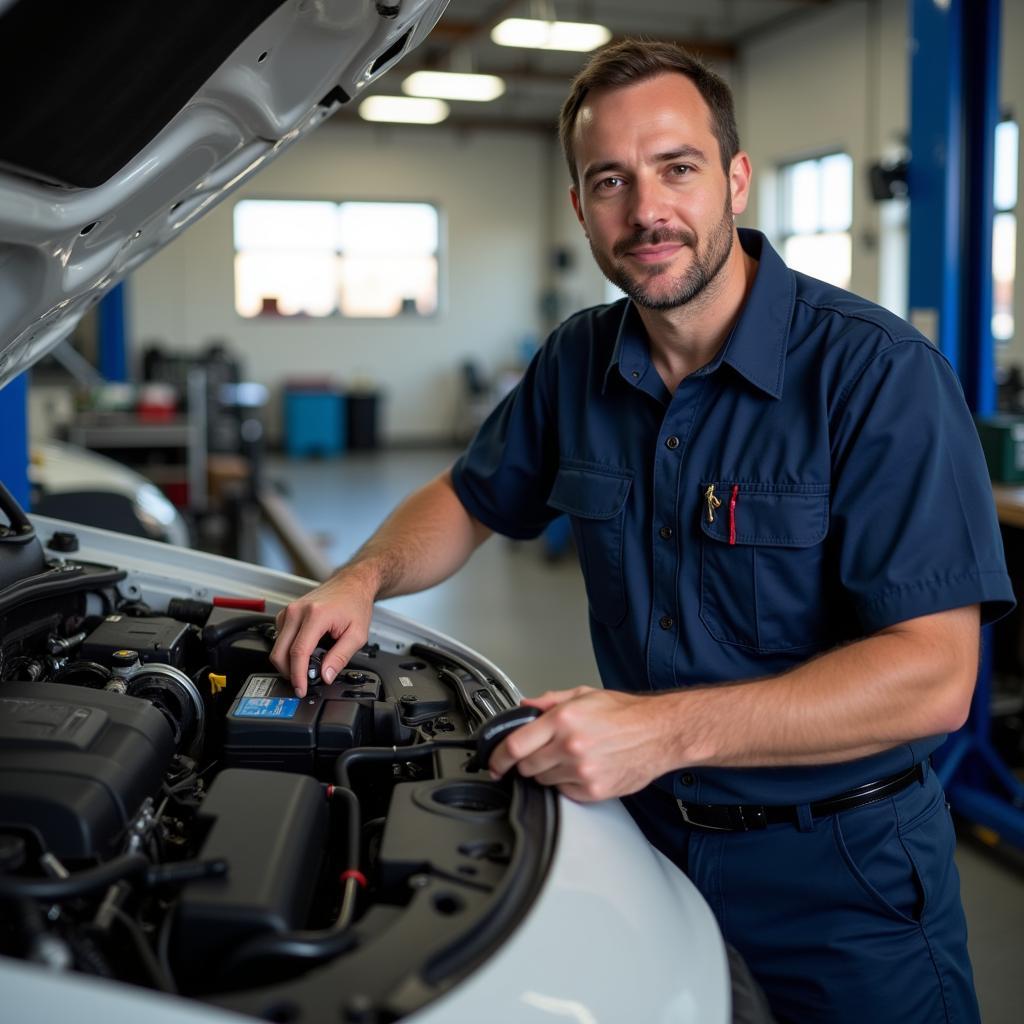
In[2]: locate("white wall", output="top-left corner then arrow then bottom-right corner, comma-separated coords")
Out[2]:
737,0 -> 907,303
738,0 -> 1024,368
127,0 -> 1024,446
129,122 -> 550,444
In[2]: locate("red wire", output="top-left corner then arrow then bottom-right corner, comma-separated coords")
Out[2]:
212,596 -> 266,611
729,484 -> 739,545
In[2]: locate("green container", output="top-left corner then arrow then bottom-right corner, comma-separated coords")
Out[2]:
975,415 -> 1024,482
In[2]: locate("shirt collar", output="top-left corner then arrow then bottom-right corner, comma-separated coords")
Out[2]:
602,301 -> 654,394
602,228 -> 794,400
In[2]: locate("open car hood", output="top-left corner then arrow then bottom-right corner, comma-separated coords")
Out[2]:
0,0 -> 449,389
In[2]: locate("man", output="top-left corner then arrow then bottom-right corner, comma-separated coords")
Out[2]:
272,41 -> 1013,1023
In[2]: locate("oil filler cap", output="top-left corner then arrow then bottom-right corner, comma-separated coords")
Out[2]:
47,531 -> 79,552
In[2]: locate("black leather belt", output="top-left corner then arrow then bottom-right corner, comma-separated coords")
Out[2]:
676,763 -> 926,832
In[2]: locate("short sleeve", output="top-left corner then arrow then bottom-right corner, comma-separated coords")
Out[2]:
829,339 -> 1015,631
450,343 -> 561,540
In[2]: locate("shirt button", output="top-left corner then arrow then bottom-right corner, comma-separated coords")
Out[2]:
659,615 -> 674,630
681,772 -> 695,786
665,435 -> 680,450
659,526 -> 673,540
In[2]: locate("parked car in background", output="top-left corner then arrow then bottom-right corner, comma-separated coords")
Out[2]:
31,440 -> 191,546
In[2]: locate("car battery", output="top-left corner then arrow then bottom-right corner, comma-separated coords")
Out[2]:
224,671 -> 377,775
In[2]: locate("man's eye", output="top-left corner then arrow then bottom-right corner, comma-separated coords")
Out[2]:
670,164 -> 693,177
596,176 -> 624,191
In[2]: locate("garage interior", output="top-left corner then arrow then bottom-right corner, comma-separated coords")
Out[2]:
4,1 -> 1023,1020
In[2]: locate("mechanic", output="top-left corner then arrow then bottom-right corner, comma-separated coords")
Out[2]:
271,40 -> 1014,1023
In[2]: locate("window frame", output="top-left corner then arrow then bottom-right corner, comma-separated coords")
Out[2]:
774,149 -> 855,291
232,196 -> 446,323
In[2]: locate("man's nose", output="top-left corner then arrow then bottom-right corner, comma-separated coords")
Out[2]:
628,175 -> 670,229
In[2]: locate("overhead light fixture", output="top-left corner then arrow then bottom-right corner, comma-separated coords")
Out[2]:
490,18 -> 612,52
358,95 -> 450,124
402,70 -> 506,102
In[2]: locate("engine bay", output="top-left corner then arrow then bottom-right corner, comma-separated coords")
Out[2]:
0,516 -> 555,1022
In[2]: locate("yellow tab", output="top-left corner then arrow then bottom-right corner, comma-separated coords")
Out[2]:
705,484 -> 722,524
209,673 -> 227,694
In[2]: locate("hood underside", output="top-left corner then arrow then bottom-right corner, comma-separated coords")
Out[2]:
0,0 -> 449,389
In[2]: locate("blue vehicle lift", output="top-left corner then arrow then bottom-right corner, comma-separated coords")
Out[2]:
0,283 -> 129,507
909,0 -> 1024,848
0,374 -> 30,508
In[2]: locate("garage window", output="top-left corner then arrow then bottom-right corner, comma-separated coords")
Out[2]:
777,152 -> 853,290
993,119 -> 1018,343
233,199 -> 440,319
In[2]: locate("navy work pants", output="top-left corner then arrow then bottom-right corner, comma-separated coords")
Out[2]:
679,766 -> 980,1023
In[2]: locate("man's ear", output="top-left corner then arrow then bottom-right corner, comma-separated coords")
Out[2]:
729,152 -> 753,216
569,186 -> 588,237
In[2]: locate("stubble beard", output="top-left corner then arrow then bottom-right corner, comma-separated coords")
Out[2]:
592,198 -> 735,311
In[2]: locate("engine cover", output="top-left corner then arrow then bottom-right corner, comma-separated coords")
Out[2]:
0,682 -> 174,860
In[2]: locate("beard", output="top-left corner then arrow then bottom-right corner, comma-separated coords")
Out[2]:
591,197 -> 735,311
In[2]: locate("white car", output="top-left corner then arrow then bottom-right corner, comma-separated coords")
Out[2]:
31,440 -> 192,547
0,2 -> 740,1021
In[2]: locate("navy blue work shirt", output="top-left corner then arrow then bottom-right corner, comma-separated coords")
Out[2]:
451,228 -> 1013,832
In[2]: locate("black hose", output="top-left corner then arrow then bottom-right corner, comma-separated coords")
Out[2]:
108,907 -> 177,994
52,660 -> 112,687
334,740 -> 473,790
200,613 -> 275,647
0,854 -> 149,900
110,913 -> 178,991
68,932 -> 114,977
224,927 -> 359,974
0,855 -> 226,901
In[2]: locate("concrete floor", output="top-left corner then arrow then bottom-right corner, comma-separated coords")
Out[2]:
264,447 -> 1024,1023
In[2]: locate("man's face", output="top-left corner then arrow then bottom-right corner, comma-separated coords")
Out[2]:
569,73 -> 750,311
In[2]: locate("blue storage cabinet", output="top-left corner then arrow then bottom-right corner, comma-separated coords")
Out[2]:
283,386 -> 346,457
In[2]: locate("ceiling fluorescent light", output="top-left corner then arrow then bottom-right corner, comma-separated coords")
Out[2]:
491,18 -> 611,52
402,71 -> 506,102
358,95 -> 450,124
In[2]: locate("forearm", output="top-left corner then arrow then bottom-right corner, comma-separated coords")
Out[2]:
656,607 -> 979,770
339,470 -> 492,601
490,607 -> 979,802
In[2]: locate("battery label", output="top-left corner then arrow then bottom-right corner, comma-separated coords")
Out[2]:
235,697 -> 300,719
244,675 -> 279,698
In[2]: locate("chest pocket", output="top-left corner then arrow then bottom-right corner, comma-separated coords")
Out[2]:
548,464 -> 632,627
699,483 -> 830,652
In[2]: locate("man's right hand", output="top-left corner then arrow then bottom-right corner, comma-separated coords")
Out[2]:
270,569 -> 377,696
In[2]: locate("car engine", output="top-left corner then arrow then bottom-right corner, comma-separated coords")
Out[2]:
0,511 -> 554,1022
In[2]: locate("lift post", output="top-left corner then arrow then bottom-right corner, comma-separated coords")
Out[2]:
0,374 -> 29,508
909,0 -> 1024,847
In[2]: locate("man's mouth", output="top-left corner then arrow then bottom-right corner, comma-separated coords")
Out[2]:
626,243 -> 683,263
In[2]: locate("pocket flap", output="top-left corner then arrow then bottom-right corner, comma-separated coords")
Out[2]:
548,465 -> 632,520
700,484 -> 829,547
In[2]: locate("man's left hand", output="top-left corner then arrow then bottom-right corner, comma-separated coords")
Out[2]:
487,687 -> 666,802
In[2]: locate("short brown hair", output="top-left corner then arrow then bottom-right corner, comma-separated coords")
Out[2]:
558,39 -> 740,185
